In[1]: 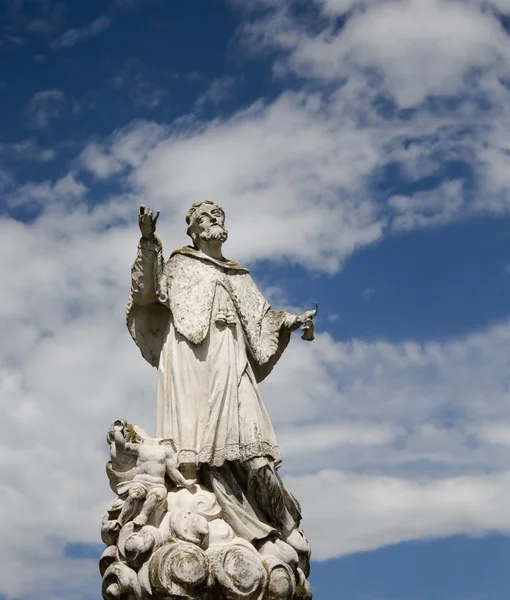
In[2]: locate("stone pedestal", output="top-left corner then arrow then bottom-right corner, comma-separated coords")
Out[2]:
100,428 -> 312,600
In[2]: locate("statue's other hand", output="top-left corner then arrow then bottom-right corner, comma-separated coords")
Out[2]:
138,205 -> 159,239
294,303 -> 318,341
298,309 -> 317,324
295,303 -> 318,327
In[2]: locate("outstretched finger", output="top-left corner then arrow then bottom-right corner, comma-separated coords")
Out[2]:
139,205 -> 145,216
154,210 -> 160,223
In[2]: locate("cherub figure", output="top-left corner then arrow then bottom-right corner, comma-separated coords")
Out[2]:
108,420 -> 195,528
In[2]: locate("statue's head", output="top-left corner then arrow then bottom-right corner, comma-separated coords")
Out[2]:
186,200 -> 228,247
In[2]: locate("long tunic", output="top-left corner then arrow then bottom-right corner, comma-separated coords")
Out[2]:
157,282 -> 281,467
127,241 -> 293,468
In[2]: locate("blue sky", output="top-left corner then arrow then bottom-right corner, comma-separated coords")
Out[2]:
1,0 -> 510,598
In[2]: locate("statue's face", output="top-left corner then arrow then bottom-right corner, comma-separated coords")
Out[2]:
191,204 -> 228,244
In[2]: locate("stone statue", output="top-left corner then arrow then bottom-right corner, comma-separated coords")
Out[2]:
100,201 -> 317,600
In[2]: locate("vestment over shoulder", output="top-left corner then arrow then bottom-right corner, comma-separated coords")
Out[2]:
127,246 -> 291,381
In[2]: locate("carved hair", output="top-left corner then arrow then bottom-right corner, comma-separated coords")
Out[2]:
185,200 -> 225,238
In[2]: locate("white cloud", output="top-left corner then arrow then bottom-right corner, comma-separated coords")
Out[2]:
79,96 -> 385,272
231,0 -> 510,205
260,320 -> 510,479
70,12 -> 510,272
238,0 -> 510,107
8,173 -> 87,208
278,422 -> 401,456
476,422 -> 510,445
317,0 -> 371,15
79,142 -> 123,179
74,91 -> 510,274
287,469 -> 510,559
389,179 -> 465,231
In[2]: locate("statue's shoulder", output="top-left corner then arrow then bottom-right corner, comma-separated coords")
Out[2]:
166,246 -> 200,266
168,246 -> 194,263
168,246 -> 249,274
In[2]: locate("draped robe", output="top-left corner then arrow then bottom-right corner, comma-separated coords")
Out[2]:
127,240 -> 293,469
126,240 -> 303,541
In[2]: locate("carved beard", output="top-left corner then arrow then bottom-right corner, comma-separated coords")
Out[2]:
199,224 -> 229,243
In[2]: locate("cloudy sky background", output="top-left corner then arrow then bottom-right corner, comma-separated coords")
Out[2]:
1,0 -> 510,598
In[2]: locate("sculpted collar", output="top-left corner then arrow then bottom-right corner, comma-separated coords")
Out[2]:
170,246 -> 249,273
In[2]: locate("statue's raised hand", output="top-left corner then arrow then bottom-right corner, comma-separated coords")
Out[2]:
139,205 -> 159,240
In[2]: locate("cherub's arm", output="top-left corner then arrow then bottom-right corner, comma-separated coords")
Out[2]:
114,430 -> 139,456
164,450 -> 195,488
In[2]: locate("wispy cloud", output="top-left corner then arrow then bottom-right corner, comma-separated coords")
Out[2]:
26,89 -> 65,129
361,287 -> 376,301
0,138 -> 55,162
194,75 -> 237,111
52,15 -> 111,49
111,59 -> 169,109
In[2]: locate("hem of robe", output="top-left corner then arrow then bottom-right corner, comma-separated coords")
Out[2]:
176,442 -> 282,468
205,463 -> 278,543
204,460 -> 302,544
198,442 -> 281,468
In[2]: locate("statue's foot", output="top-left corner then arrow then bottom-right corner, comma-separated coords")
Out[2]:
133,514 -> 148,527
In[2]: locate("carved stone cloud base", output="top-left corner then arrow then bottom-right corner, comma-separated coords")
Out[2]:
101,426 -> 312,600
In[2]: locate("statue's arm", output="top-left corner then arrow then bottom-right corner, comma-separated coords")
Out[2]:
281,306 -> 318,338
281,312 -> 301,331
130,206 -> 167,306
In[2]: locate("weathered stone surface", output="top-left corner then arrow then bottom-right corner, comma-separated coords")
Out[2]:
100,422 -> 312,599
100,203 -> 316,598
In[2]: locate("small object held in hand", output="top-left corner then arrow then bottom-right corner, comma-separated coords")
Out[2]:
301,302 -> 318,341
